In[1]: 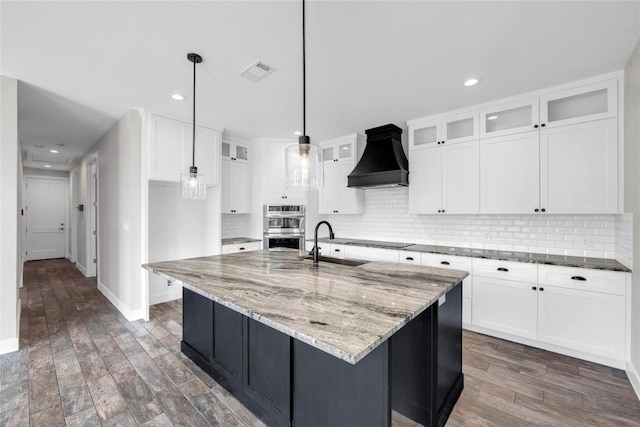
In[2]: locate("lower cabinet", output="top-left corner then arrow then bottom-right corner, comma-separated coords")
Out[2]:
222,241 -> 261,254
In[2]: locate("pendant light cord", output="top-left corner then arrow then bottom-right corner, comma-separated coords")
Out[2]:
192,56 -> 196,168
302,0 -> 306,137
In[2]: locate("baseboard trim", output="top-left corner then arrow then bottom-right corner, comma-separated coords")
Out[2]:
76,262 -> 88,277
150,287 -> 182,305
0,337 -> 19,355
98,280 -> 144,322
626,361 -> 640,401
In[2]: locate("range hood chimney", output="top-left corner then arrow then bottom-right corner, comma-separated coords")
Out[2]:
347,124 -> 409,189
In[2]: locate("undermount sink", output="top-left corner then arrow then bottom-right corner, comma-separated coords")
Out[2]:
301,255 -> 368,267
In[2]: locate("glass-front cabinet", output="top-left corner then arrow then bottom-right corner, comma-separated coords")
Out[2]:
222,140 -> 249,162
540,80 -> 617,128
480,98 -> 540,138
409,111 -> 478,150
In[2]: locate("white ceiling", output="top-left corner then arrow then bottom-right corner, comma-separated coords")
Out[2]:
2,1 -> 639,171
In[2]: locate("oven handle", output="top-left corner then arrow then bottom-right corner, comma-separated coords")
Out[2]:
264,213 -> 305,218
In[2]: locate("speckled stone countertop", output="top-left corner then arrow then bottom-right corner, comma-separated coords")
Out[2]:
312,238 -> 630,272
143,250 -> 467,364
222,237 -> 262,245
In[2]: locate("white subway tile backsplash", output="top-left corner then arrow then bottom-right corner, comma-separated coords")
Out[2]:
221,214 -> 251,239
318,188 -> 630,260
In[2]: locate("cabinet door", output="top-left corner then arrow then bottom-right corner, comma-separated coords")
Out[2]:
149,115 -> 188,182
540,80 -> 617,128
212,302 -> 243,384
472,276 -> 538,340
480,131 -> 540,214
409,117 -> 441,150
442,111 -> 479,144
232,161 -> 251,213
540,118 -> 618,213
319,162 -> 338,214
336,161 -> 362,214
442,141 -> 479,214
409,146 -> 442,214
182,288 -> 213,362
480,98 -> 539,138
221,159 -> 232,213
263,141 -> 287,201
538,286 -> 625,361
235,143 -> 249,163
191,126 -> 221,187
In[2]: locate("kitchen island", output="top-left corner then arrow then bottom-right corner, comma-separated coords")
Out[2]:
143,250 -> 467,427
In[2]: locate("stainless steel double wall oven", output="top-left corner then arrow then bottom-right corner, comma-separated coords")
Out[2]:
263,205 -> 306,250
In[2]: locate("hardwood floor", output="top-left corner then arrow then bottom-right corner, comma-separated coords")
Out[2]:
1,258 -> 639,426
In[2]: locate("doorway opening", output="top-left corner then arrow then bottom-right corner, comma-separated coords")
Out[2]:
24,177 -> 68,261
87,159 -> 98,278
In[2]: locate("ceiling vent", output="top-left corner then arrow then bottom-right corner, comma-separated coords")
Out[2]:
239,60 -> 276,82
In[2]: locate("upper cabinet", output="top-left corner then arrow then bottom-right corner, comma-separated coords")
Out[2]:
480,80 -> 617,139
148,114 -> 221,187
260,140 -> 306,202
221,138 -> 251,214
319,134 -> 365,214
409,111 -> 479,150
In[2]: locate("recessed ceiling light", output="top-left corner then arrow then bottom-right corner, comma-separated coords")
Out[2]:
50,149 -> 59,153
294,131 -> 302,136
44,165 -> 52,168
171,93 -> 186,101
487,115 -> 498,120
464,78 -> 479,87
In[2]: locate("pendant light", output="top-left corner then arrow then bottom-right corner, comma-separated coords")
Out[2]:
285,0 -> 322,190
180,53 -> 207,199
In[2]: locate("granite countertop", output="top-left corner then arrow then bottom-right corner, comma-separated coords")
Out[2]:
312,238 -> 631,272
222,237 -> 262,245
143,250 -> 467,364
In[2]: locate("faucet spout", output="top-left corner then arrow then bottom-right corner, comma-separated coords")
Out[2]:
312,221 -> 334,264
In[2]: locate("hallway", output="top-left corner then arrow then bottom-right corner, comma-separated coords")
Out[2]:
1,259 -> 640,426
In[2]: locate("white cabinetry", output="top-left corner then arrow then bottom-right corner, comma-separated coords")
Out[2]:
421,253 -> 473,325
471,258 -> 628,367
409,111 -> 479,149
148,114 -> 220,186
222,241 -> 261,254
319,135 -> 365,214
409,140 -> 479,214
221,139 -> 250,214
480,98 -> 539,138
540,80 -> 617,128
343,246 -> 399,262
260,140 -> 306,202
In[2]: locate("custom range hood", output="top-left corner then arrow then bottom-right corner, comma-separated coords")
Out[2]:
347,124 -> 409,188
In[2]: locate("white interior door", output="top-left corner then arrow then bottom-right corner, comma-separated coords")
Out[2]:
26,178 -> 67,260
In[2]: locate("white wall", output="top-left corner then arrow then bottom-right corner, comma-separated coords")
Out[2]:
23,167 -> 69,178
0,76 -> 20,354
148,182 -> 221,304
624,39 -> 640,396
71,110 -> 145,320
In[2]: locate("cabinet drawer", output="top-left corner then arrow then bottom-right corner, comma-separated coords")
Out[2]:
421,253 -> 472,271
222,242 -> 261,254
473,258 -> 537,283
343,246 -> 399,263
538,265 -> 626,296
329,244 -> 345,259
398,251 -> 422,265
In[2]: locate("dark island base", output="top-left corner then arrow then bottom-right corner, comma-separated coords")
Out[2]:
181,282 -> 463,427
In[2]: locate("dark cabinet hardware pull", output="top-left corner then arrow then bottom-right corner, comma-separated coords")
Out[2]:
535,208 -> 539,212
442,209 -> 445,213
437,141 -> 441,145
497,267 -> 509,272
541,208 -> 546,212
334,249 -> 341,252
239,247 -> 245,251
541,123 -> 546,127
442,140 -> 445,144
539,287 -> 544,291
406,257 -> 414,261
534,124 -> 539,129
438,210 -> 442,213
571,276 -> 587,281
532,286 -> 537,290
441,261 -> 450,265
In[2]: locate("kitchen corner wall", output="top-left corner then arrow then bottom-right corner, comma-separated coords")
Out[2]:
319,188 -> 629,260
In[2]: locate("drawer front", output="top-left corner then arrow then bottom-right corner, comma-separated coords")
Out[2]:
538,265 -> 626,296
398,251 -> 422,265
343,246 -> 399,262
421,253 -> 473,271
329,244 -> 345,259
223,242 -> 261,254
473,258 -> 537,283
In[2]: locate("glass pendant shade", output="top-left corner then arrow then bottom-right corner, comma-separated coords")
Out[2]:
285,137 -> 323,189
181,166 -> 206,199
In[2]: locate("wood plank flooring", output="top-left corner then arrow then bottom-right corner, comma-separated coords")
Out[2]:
1,258 -> 639,426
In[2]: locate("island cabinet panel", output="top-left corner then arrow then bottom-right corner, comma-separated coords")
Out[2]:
292,340 -> 390,427
213,303 -> 243,381
243,319 -> 291,426
182,288 -> 214,363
